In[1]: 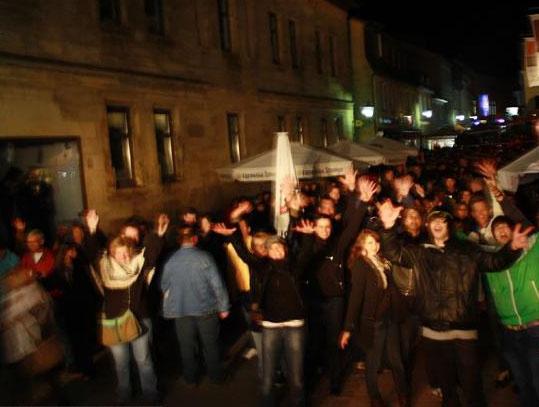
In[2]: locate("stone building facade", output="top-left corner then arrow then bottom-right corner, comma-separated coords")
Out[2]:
0,0 -> 353,230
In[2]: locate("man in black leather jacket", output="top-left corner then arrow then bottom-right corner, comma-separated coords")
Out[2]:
378,203 -> 531,407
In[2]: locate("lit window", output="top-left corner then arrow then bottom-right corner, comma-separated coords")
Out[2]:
154,110 -> 176,182
218,0 -> 231,51
377,33 -> 383,58
269,13 -> 280,64
320,118 -> 328,147
295,116 -> 304,144
227,113 -> 241,163
107,106 -> 134,188
145,0 -> 164,35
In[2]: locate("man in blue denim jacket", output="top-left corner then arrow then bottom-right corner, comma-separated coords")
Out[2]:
161,226 -> 230,384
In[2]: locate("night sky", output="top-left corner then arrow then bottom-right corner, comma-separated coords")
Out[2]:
354,0 -> 539,85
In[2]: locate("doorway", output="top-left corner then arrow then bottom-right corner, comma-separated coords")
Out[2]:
0,138 -> 85,245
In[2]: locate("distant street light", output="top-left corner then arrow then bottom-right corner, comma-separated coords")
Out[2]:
422,110 -> 432,119
361,106 -> 374,118
455,114 -> 465,121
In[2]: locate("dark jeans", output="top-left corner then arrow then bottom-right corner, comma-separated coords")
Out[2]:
424,338 -> 486,407
399,315 -> 419,386
174,314 -> 222,383
501,325 -> 539,407
261,325 -> 305,407
320,297 -> 344,389
365,319 -> 408,400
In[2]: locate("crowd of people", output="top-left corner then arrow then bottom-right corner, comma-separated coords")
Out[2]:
0,150 -> 538,407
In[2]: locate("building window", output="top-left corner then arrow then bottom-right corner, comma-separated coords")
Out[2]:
99,0 -> 121,24
527,41 -> 537,67
329,35 -> 336,77
315,30 -> 323,74
289,20 -> 299,69
377,33 -> 383,58
217,0 -> 231,51
295,116 -> 304,144
145,0 -> 164,35
320,118 -> 328,147
334,116 -> 343,140
227,113 -> 241,163
153,110 -> 176,182
278,115 -> 286,132
107,106 -> 134,188
269,12 -> 280,64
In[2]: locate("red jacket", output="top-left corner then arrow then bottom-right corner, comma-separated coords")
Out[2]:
21,249 -> 55,278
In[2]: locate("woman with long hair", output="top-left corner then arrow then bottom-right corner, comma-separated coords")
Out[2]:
83,210 -> 168,403
339,229 -> 409,407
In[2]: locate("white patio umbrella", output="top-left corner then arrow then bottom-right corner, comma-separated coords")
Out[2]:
498,145 -> 539,192
326,140 -> 384,166
216,142 -> 353,182
273,132 -> 297,236
364,136 -> 418,163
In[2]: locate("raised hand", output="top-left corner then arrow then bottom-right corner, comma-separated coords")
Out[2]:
510,224 -> 534,250
394,175 -> 414,199
338,166 -> 357,192
212,223 -> 237,236
229,200 -> 253,222
357,176 -> 377,203
339,331 -> 351,350
414,183 -> 426,198
12,217 -> 26,233
377,200 -> 403,229
475,159 -> 497,180
294,219 -> 315,234
85,209 -> 99,234
156,213 -> 170,237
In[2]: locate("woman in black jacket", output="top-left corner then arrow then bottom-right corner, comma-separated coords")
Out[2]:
339,229 -> 409,407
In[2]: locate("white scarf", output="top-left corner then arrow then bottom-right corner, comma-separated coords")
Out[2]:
99,249 -> 146,290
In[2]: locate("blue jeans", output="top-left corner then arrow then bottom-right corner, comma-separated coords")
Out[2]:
174,314 -> 222,383
261,325 -> 305,407
502,325 -> 539,407
365,319 -> 408,400
108,318 -> 158,401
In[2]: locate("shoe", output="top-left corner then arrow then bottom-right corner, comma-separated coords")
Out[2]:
430,387 -> 443,398
243,347 -> 258,360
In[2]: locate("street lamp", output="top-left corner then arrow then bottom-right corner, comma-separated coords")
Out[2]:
361,106 -> 375,118
421,110 -> 432,119
455,114 -> 465,121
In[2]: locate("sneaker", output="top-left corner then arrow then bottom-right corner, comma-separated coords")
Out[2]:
243,347 -> 258,360
430,388 -> 443,398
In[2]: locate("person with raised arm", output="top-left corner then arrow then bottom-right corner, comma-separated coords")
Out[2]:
84,210 -> 169,403
294,172 -> 377,395
377,200 -> 532,407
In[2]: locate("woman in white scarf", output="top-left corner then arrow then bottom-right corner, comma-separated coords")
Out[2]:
86,210 -> 168,403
